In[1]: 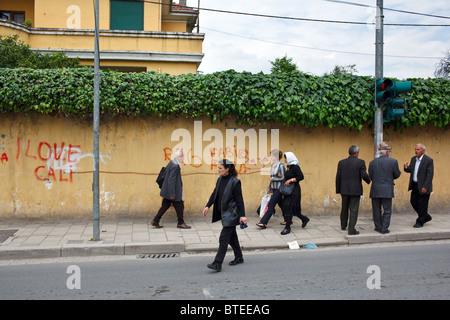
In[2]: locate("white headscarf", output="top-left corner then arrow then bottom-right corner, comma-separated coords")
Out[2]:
284,152 -> 299,166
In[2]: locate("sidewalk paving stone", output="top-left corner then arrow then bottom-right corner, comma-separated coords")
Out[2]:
0,212 -> 449,260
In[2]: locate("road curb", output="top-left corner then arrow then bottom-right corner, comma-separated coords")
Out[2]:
1,231 -> 449,260
346,230 -> 450,245
0,241 -> 186,260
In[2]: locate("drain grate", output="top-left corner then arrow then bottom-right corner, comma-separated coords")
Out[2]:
137,253 -> 180,259
0,229 -> 18,244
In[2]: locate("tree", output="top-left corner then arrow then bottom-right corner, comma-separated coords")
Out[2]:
435,50 -> 450,79
325,64 -> 358,76
0,35 -> 80,69
270,55 -> 299,74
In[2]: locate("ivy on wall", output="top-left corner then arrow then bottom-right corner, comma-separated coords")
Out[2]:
0,68 -> 448,130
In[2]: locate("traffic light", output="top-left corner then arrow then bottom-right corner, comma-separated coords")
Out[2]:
376,78 -> 412,123
376,79 -> 393,104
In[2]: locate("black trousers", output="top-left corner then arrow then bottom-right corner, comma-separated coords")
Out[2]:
340,195 -> 360,234
410,182 -> 432,226
260,189 -> 283,225
153,198 -> 185,224
214,226 -> 243,265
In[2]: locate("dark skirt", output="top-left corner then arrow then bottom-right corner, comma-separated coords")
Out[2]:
282,183 -> 301,217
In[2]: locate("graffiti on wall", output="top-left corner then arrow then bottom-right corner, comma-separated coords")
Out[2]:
16,138 -> 81,182
13,137 -> 110,185
0,134 -> 8,165
163,146 -> 271,175
167,121 -> 278,175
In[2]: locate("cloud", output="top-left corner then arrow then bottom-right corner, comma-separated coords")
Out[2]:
188,0 -> 450,78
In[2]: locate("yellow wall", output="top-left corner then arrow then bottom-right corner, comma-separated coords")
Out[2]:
0,23 -> 30,42
35,0 -> 101,30
33,0 -> 164,31
1,0 -> 203,74
1,20 -> 203,75
144,1 -> 161,31
23,31 -> 203,53
162,21 -> 188,33
0,0 -> 34,24
81,60 -> 198,75
0,114 -> 448,219
2,0 -> 182,31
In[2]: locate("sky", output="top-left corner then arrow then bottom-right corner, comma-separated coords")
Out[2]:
185,0 -> 450,79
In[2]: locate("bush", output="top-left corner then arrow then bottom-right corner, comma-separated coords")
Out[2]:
0,68 -> 448,130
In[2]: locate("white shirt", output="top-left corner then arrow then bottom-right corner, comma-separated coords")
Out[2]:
413,155 -> 423,182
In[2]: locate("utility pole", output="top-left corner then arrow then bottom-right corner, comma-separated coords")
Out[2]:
93,0 -> 100,241
197,0 -> 200,33
374,0 -> 383,158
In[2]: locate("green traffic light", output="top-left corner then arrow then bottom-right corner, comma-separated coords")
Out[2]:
384,99 -> 406,123
391,81 -> 412,96
375,78 -> 412,122
375,79 -> 394,104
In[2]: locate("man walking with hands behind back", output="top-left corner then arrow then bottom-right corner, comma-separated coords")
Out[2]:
152,150 -> 191,229
336,145 -> 371,235
369,142 -> 401,234
404,144 -> 434,228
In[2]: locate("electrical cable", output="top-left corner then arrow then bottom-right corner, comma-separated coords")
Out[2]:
139,0 -> 450,27
202,27 -> 442,60
324,0 -> 450,20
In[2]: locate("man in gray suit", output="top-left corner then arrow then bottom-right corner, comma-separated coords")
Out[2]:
336,145 -> 371,235
152,150 -> 191,229
404,143 -> 434,228
369,142 -> 401,234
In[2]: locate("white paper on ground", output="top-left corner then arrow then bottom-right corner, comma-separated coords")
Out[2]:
287,240 -> 300,249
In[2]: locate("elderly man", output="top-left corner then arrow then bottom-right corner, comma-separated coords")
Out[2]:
404,144 -> 434,228
152,150 -> 191,229
368,142 -> 401,234
336,145 -> 371,235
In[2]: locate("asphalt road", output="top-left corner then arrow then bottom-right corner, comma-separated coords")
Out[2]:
1,241 -> 449,301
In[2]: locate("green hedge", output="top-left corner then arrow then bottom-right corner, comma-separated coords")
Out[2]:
1,68 -> 449,130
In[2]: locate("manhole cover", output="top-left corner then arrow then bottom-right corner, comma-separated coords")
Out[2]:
0,229 -> 18,243
137,253 -> 180,259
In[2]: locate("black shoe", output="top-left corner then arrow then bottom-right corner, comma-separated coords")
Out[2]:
413,223 -> 423,228
281,227 -> 291,235
151,221 -> 163,228
348,230 -> 360,235
302,217 -> 310,228
229,257 -> 244,266
374,228 -> 381,233
256,222 -> 267,229
207,262 -> 221,272
381,229 -> 390,234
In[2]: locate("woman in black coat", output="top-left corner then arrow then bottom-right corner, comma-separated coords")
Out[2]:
202,159 -> 247,272
281,152 -> 310,235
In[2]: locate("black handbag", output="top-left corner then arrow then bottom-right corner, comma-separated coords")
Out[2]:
279,180 -> 294,196
156,166 -> 166,189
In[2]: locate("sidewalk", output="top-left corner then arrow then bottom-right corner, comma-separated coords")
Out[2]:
1,212 -> 450,260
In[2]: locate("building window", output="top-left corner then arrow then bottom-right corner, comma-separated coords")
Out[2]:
0,11 -> 25,24
110,0 -> 143,31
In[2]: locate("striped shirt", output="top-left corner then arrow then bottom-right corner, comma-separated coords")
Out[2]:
268,161 -> 286,190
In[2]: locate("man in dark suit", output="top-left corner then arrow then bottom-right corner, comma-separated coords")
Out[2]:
152,150 -> 191,229
369,142 -> 401,234
404,143 -> 434,228
336,145 -> 371,235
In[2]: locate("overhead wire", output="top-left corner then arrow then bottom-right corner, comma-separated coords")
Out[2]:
140,0 -> 450,27
139,0 -> 446,60
202,27 -> 442,60
323,0 -> 450,20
